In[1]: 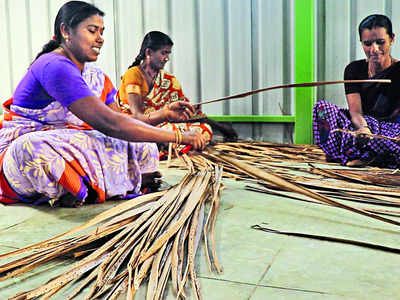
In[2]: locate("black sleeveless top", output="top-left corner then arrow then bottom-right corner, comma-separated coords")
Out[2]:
344,59 -> 400,120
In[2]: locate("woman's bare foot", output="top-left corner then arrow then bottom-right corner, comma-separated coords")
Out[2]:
57,193 -> 85,207
346,159 -> 366,167
141,171 -> 162,192
141,171 -> 172,193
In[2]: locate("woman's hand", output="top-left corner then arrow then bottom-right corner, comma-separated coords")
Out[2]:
355,126 -> 371,135
355,126 -> 372,146
165,101 -> 195,122
181,130 -> 206,151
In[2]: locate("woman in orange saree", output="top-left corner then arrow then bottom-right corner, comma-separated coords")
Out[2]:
117,31 -> 213,157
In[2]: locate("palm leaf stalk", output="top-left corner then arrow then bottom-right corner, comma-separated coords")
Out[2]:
251,224 -> 400,254
0,167 -> 223,300
167,142 -> 400,226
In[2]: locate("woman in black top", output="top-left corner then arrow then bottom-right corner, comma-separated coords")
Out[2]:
314,14 -> 400,168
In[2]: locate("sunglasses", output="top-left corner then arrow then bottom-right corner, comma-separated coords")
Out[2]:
361,39 -> 387,46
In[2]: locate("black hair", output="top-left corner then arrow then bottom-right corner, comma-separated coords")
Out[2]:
34,1 -> 104,61
358,14 -> 394,40
128,31 -> 173,68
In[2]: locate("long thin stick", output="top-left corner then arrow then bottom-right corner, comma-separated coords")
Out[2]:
195,79 -> 391,107
252,224 -> 400,254
206,149 -> 400,227
331,128 -> 400,142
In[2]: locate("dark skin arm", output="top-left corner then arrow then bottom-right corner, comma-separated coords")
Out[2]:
68,96 -> 206,150
346,93 -> 372,135
107,101 -> 121,113
127,93 -> 195,125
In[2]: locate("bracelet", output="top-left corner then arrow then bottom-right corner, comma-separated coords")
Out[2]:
174,129 -> 182,145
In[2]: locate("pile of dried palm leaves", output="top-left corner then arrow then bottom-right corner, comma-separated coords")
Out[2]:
168,142 -> 400,227
0,167 -> 223,299
2,141 -> 400,299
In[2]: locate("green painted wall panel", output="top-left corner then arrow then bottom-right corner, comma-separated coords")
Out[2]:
294,0 -> 315,144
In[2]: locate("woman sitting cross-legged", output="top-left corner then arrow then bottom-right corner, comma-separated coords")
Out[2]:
0,1 -> 205,207
314,14 -> 400,168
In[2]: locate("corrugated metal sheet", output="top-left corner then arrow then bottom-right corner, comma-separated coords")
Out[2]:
1,0 -> 400,141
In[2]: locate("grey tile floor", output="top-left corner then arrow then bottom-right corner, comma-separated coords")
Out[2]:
0,166 -> 399,300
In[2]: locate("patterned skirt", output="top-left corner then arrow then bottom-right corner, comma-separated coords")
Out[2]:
0,129 -> 159,205
313,100 -> 400,168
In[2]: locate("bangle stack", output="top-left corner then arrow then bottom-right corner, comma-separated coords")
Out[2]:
174,129 -> 182,145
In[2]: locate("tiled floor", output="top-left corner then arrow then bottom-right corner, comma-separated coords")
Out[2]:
0,166 -> 399,299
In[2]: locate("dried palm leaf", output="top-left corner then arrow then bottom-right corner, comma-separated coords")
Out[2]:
205,149 -> 400,226
0,168 -> 224,300
252,224 -> 400,254
167,142 -> 400,213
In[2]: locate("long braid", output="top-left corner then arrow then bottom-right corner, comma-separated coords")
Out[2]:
34,39 -> 60,62
128,50 -> 146,68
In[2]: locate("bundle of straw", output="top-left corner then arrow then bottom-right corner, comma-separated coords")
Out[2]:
168,142 -> 400,227
0,167 -> 223,299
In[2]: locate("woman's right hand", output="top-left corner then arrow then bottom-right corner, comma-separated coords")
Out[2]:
181,130 -> 206,151
355,126 -> 371,135
165,101 -> 195,122
355,126 -> 372,146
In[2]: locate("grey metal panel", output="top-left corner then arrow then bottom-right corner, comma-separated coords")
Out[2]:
170,0 -> 200,103
320,0 -> 351,107
3,0 -> 399,142
252,0 -> 286,116
28,0 -> 51,63
94,0 -> 118,85
143,0 -> 169,33
114,0 -> 144,78
197,0 -> 226,115
8,0 -> 31,90
226,0 -> 253,115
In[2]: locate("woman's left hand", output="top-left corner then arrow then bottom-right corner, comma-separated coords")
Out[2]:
165,101 -> 195,122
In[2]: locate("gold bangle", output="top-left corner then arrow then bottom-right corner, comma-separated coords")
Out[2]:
174,130 -> 178,144
174,129 -> 182,145
178,129 -> 182,145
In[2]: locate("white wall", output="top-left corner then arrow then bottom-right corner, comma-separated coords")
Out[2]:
318,0 -> 400,106
0,0 -> 293,119
2,0 -> 400,141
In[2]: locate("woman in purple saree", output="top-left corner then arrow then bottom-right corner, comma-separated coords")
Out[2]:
314,14 -> 400,168
0,1 -> 205,207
